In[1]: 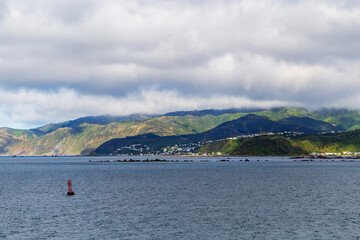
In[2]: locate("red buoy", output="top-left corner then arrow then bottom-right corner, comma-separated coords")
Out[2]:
67,179 -> 75,195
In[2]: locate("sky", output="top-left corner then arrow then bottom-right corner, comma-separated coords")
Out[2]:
1,0 -> 360,129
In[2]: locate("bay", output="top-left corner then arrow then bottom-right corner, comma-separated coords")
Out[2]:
1,156 -> 360,239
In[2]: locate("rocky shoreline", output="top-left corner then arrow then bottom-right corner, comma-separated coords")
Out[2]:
88,156 -> 360,163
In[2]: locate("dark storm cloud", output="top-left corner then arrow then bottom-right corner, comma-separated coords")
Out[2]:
1,0 -> 360,128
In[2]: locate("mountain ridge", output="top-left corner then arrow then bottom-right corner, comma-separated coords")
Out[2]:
94,114 -> 340,155
0,107 -> 359,156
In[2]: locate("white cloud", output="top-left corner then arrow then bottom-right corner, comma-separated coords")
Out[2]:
0,0 -> 360,127
0,87 -> 296,129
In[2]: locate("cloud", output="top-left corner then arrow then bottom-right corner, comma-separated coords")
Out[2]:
0,0 -> 360,127
0,87 -> 296,128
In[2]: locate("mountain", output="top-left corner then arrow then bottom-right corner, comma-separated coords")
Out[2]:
199,130 -> 360,156
35,114 -> 156,134
278,117 -> 344,132
0,113 -> 250,155
1,106 -> 360,156
94,133 -> 189,155
199,136 -> 307,156
293,129 -> 360,153
231,136 -> 306,156
191,115 -> 339,142
94,114 -> 336,155
258,107 -> 360,130
0,128 -> 44,154
310,108 -> 360,130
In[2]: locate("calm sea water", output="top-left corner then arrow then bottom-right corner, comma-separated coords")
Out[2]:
1,156 -> 360,239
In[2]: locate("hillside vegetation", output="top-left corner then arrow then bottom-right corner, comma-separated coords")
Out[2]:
94,114 -> 341,155
0,114 -> 247,155
199,130 -> 360,156
1,107 -> 360,156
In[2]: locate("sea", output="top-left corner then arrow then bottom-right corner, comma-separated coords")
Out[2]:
1,156 -> 360,239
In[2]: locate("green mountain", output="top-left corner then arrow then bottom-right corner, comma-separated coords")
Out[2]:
0,113 -> 250,155
200,137 -> 306,156
1,107 -> 360,156
0,128 -> 44,154
94,114 -> 338,155
310,108 -> 360,130
194,115 -> 341,142
255,107 -> 360,130
199,130 -> 360,156
35,114 -> 156,134
278,117 -> 344,132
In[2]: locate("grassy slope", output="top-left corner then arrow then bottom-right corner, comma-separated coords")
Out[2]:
0,128 -> 43,155
232,136 -> 306,156
199,136 -> 306,156
294,130 -> 360,153
309,109 -> 360,130
199,130 -> 360,156
198,139 -> 240,154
